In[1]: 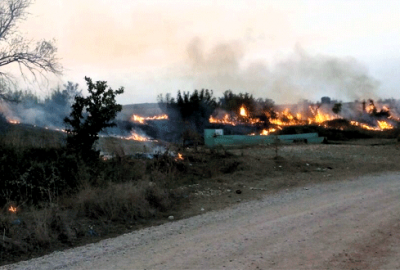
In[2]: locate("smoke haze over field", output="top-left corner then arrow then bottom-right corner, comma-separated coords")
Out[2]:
11,0 -> 400,104
183,40 -> 379,103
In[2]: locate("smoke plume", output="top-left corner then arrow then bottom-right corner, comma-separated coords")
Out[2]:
184,38 -> 379,103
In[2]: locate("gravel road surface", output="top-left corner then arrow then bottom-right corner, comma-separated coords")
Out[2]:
3,172 -> 400,270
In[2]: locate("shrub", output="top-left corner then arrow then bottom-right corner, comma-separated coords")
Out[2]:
64,77 -> 124,160
73,181 -> 171,222
158,89 -> 217,137
0,145 -> 91,206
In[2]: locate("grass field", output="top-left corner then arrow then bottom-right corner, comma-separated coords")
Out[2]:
1,121 -> 400,266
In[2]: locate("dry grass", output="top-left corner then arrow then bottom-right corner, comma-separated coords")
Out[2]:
0,124 -> 240,265
97,136 -> 162,156
1,204 -> 57,257
1,124 -> 65,148
71,181 -> 172,222
0,179 -> 177,264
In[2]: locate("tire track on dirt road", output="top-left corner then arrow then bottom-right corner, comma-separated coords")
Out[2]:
3,172 -> 400,269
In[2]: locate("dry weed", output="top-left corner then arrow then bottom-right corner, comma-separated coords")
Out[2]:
73,181 -> 171,222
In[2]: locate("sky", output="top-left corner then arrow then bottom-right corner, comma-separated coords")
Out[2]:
16,0 -> 400,105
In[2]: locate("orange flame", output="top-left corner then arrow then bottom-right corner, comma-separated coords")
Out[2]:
132,115 -> 145,124
377,120 -> 393,130
210,110 -> 261,125
350,120 -> 394,131
260,128 -> 275,136
8,119 -> 20,124
125,132 -> 150,141
54,128 -> 67,133
366,104 -> 376,114
270,109 -> 304,126
239,105 -> 247,117
210,103 -> 396,132
209,114 -> 237,126
350,121 -> 376,130
131,114 -> 168,124
175,153 -> 184,161
308,106 -> 336,124
249,127 -> 281,136
8,206 -> 17,213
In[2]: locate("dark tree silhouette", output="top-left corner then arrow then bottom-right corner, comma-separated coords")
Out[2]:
158,89 -> 216,123
332,103 -> 342,117
0,0 -> 62,101
219,90 -> 255,117
158,89 -> 217,145
64,77 -> 124,159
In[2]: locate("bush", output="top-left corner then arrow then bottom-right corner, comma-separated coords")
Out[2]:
0,205 -> 81,259
0,141 -> 152,207
0,145 -> 91,205
64,77 -> 124,160
73,181 -> 171,222
158,89 -> 217,137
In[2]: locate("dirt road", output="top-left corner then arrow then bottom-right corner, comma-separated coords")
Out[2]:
4,172 -> 400,270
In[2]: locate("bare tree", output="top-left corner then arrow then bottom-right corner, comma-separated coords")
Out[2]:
0,0 -> 62,100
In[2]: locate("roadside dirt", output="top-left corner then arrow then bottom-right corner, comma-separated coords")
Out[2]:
174,139 -> 400,220
2,138 -> 400,268
5,170 -> 400,269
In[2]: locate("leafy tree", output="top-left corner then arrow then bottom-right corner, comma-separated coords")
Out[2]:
218,91 -> 276,123
332,103 -> 342,117
64,77 -> 124,159
6,89 -> 41,107
0,0 -> 62,101
219,90 -> 255,117
158,89 -> 217,144
42,82 -> 81,126
321,96 -> 331,104
45,82 -> 80,108
255,97 -> 276,118
158,89 -> 216,122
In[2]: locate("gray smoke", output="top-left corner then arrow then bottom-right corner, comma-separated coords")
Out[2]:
184,38 -> 379,103
0,82 -> 81,128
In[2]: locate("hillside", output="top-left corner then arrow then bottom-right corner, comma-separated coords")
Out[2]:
117,103 -> 163,121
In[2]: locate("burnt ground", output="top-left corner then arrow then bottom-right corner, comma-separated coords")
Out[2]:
2,138 -> 400,266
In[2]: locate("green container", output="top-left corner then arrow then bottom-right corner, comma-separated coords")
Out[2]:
204,129 -> 324,148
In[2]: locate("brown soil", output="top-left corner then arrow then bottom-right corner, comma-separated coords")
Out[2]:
181,139 -> 399,216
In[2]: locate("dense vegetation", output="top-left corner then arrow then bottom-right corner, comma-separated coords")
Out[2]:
0,81 -> 242,263
157,89 -> 277,143
1,82 -> 80,127
1,84 -> 277,209
64,77 -> 124,160
219,90 -> 275,117
2,81 -> 400,264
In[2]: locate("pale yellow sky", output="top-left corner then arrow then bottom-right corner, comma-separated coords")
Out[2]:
16,0 -> 400,104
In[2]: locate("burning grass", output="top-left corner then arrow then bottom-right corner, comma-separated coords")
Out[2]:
1,99 -> 400,266
209,102 -> 398,135
209,114 -> 238,126
175,153 -> 184,161
125,131 -> 151,141
8,206 -> 17,213
130,114 -> 168,124
7,119 -> 20,125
